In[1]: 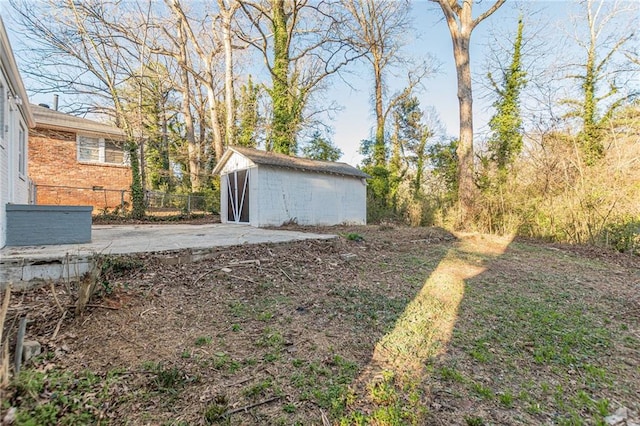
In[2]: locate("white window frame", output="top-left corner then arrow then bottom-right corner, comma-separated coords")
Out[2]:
0,78 -> 5,148
18,121 -> 25,176
77,134 -> 127,165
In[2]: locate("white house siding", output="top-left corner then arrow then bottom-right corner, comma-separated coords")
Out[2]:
0,107 -> 30,247
0,120 -> 8,247
1,17 -> 33,248
254,166 -> 366,227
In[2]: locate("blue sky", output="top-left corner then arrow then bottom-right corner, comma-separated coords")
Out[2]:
3,0 -> 636,167
329,0 -> 575,165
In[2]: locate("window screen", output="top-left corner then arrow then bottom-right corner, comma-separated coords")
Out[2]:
78,136 -> 100,162
104,139 -> 124,164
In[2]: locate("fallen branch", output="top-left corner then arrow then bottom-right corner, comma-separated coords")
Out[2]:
51,311 -> 68,341
67,304 -> 120,311
229,259 -> 261,266
50,281 -> 65,315
14,317 -> 27,374
321,409 -> 331,426
193,261 -> 264,286
228,376 -> 253,387
193,270 -> 214,286
228,274 -> 257,284
140,308 -> 157,318
0,285 -> 11,386
278,267 -> 295,284
0,284 -> 11,344
224,396 -> 280,417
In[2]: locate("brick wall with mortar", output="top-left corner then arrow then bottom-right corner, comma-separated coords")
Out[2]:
28,128 -> 132,211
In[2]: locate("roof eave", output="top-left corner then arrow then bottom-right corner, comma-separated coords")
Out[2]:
1,17 -> 35,128
261,163 -> 370,179
34,120 -> 126,139
212,149 -> 235,175
222,146 -> 370,179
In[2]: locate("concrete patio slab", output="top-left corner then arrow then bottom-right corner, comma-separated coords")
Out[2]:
0,224 -> 335,288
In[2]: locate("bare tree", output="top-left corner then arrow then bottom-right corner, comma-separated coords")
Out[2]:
341,0 -> 415,169
561,0 -> 637,163
218,0 -> 242,147
9,0 -> 154,216
165,0 -> 225,166
239,0 -> 361,154
431,0 -> 506,221
171,6 -> 203,190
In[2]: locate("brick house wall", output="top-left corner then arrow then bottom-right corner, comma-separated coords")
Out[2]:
29,127 -> 132,212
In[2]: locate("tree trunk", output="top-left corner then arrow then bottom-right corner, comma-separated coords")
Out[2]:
414,135 -> 427,197
434,0 -> 505,224
270,0 -> 293,154
373,58 -> 386,167
207,86 -> 225,162
453,34 -> 475,219
173,5 -> 201,191
220,1 -> 237,149
179,68 -> 200,191
581,1 -> 602,162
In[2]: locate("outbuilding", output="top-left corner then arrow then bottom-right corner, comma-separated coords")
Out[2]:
213,146 -> 369,227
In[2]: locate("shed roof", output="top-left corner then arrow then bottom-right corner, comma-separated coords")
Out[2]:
31,104 -> 126,139
213,146 -> 370,179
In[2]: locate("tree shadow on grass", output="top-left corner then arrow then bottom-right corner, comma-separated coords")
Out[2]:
342,232 -> 516,424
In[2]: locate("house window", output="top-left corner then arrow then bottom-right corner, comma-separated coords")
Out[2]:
18,123 -> 26,176
104,139 -> 124,164
78,136 -> 100,162
77,135 -> 126,165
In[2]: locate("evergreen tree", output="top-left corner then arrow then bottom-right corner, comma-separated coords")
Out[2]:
236,77 -> 261,148
388,119 -> 404,210
392,91 -> 434,197
428,139 -> 459,199
359,138 -> 390,218
301,132 -> 342,162
121,63 -> 179,192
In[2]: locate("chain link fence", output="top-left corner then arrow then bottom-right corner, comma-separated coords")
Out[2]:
33,185 -> 218,216
145,190 -> 219,215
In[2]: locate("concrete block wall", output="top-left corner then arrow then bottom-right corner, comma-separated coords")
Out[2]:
28,128 -> 131,210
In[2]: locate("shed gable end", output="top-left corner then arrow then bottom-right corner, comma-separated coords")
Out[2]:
220,151 -> 255,175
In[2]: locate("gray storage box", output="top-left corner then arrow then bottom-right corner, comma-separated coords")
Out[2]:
6,204 -> 93,246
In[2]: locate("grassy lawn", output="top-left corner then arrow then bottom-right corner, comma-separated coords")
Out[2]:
2,226 -> 638,425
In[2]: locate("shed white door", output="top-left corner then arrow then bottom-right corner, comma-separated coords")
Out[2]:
226,169 -> 249,223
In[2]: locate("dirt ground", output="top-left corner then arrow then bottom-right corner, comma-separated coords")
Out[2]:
92,212 -> 222,226
1,224 -> 639,425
